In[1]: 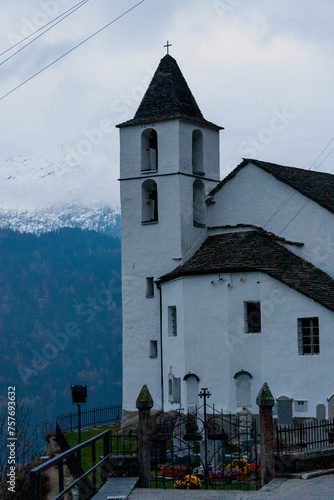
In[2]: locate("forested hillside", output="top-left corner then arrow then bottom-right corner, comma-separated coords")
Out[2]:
0,227 -> 122,433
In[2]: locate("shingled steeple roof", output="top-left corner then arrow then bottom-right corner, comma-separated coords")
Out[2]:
117,54 -> 222,129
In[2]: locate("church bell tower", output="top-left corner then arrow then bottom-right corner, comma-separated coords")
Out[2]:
117,53 -> 223,413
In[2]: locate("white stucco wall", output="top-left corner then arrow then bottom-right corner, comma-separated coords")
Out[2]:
178,121 -> 220,180
120,119 -> 221,411
120,122 -> 334,417
161,272 -> 334,417
208,163 -> 334,279
119,120 -> 220,180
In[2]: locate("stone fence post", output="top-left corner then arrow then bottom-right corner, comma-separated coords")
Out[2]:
136,385 -> 153,487
256,382 -> 275,486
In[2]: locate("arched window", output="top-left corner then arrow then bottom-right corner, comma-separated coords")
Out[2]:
193,179 -> 205,227
234,370 -> 252,407
142,179 -> 158,223
192,129 -> 203,174
141,128 -> 158,171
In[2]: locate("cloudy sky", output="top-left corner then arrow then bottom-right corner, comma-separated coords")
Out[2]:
1,0 -> 334,208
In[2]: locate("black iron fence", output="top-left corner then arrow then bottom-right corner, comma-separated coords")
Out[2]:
110,428 -> 138,457
276,418 -> 334,454
149,394 -> 260,491
57,404 -> 122,432
106,406 -> 260,490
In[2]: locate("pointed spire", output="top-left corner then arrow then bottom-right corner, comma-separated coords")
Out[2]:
117,55 -> 222,130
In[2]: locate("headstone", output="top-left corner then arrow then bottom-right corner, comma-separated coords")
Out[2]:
328,395 -> 334,420
316,404 -> 326,421
277,396 -> 293,425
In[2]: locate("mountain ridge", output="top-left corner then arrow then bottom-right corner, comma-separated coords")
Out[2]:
0,204 -> 121,235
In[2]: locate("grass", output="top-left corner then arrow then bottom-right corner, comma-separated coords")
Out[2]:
63,424 -> 138,486
63,425 -> 119,486
63,429 -> 258,492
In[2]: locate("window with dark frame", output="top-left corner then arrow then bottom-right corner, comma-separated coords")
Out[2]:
245,301 -> 261,333
168,306 -> 177,337
298,317 -> 319,355
149,340 -> 158,358
146,277 -> 154,298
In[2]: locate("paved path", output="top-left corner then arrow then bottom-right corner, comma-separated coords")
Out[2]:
129,474 -> 334,499
256,475 -> 334,499
129,489 -> 254,499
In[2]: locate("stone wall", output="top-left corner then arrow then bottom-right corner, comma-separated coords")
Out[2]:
276,448 -> 334,473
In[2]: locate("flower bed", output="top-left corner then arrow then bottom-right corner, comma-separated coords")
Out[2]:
174,475 -> 202,490
160,465 -> 187,479
209,459 -> 260,482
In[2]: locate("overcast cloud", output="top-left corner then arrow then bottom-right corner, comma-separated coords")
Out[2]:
0,0 -> 333,208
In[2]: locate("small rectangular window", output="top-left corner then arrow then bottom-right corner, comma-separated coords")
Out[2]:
149,340 -> 158,358
168,306 -> 177,337
245,301 -> 261,333
146,277 -> 154,298
298,317 -> 319,355
294,400 -> 308,412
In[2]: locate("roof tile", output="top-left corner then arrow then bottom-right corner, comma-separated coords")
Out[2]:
117,55 -> 222,129
209,159 -> 334,214
159,230 -> 334,312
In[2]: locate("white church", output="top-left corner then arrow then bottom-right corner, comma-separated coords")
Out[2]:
117,53 -> 334,421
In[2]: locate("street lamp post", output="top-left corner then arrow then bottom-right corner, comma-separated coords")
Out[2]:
71,385 -> 87,469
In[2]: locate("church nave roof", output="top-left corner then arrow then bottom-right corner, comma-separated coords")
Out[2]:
158,229 -> 334,312
210,159 -> 334,215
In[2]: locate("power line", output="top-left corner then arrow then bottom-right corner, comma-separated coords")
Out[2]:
308,135 -> 334,170
0,0 -> 90,67
0,0 -> 146,103
278,147 -> 334,234
0,0 -> 88,59
264,135 -> 334,229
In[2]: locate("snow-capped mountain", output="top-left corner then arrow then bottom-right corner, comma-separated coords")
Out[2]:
0,152 -> 120,233
0,204 -> 121,235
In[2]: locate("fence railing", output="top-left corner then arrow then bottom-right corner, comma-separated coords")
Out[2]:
276,418 -> 334,454
110,428 -> 138,457
30,430 -> 110,500
57,404 -> 122,432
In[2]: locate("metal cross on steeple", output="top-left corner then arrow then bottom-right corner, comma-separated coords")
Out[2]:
164,40 -> 172,55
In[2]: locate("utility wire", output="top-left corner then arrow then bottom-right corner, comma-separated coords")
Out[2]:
279,147 -> 334,234
0,0 -> 146,103
264,135 -> 334,229
308,135 -> 334,170
271,144 -> 334,278
0,0 -> 88,59
0,0 -> 90,67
